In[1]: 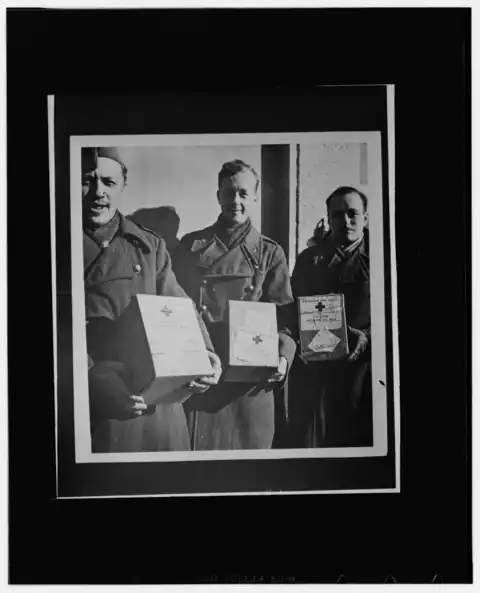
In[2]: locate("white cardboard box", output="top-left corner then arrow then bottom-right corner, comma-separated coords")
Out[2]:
223,300 -> 279,383
297,293 -> 349,362
116,294 -> 213,404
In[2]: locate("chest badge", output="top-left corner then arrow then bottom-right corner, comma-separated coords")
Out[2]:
134,264 -> 142,274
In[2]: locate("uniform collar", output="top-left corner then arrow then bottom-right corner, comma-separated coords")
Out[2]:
194,221 -> 262,269
238,223 -> 262,263
358,236 -> 368,257
320,233 -> 368,256
213,221 -> 262,262
312,234 -> 368,267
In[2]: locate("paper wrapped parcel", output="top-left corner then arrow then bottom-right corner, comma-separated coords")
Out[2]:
223,300 -> 279,383
297,294 -> 349,362
114,294 -> 213,405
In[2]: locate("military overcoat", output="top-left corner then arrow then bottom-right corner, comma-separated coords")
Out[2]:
172,222 -> 297,450
85,213 -> 213,453
289,234 -> 372,448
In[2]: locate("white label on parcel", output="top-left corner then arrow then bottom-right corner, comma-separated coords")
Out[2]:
300,295 -> 343,330
307,328 -> 341,353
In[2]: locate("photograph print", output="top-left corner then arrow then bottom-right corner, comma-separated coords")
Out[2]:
52,86 -> 399,497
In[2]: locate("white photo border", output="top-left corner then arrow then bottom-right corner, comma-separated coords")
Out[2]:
66,127 -> 398,471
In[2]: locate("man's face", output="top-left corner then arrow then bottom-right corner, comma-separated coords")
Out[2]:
328,191 -> 368,245
82,157 -> 125,227
217,170 -> 257,225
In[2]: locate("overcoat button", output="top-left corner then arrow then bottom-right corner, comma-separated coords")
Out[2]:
101,241 -> 109,249
134,264 -> 142,273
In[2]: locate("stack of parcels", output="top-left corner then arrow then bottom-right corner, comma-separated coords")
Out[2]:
222,300 -> 279,383
297,294 -> 349,362
114,294 -> 213,404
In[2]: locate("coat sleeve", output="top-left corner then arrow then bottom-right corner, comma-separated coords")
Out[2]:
262,244 -> 297,366
88,360 -> 135,424
155,237 -> 214,353
289,249 -> 312,342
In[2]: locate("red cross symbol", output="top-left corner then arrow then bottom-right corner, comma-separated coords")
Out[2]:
161,306 -> 173,316
315,301 -> 326,312
252,335 -> 263,345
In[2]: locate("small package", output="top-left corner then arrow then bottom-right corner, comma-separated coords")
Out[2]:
297,294 -> 349,362
222,300 -> 279,383
115,294 -> 213,404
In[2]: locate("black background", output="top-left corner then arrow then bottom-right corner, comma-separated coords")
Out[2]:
7,7 -> 471,584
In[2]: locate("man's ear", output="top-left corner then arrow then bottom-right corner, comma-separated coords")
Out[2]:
216,190 -> 221,203
364,211 -> 369,226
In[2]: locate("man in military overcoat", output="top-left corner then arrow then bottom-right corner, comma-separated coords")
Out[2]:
82,147 -> 221,453
289,186 -> 373,448
172,159 -> 297,450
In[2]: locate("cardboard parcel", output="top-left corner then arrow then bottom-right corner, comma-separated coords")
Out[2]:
298,294 -> 349,362
223,300 -> 279,383
115,294 -> 213,405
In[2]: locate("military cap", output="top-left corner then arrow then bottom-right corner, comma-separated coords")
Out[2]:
82,147 -> 127,173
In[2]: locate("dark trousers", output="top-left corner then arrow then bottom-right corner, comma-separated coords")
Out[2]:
287,358 -> 373,448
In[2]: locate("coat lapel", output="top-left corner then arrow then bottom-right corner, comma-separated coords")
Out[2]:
191,224 -> 262,275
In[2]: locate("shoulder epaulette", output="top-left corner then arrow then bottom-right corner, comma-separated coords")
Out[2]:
261,234 -> 281,248
134,222 -> 162,241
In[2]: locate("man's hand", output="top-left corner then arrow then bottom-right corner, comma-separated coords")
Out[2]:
187,351 -> 222,394
130,395 -> 147,417
347,326 -> 369,362
268,356 -> 288,383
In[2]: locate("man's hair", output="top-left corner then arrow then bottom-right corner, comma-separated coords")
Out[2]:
326,186 -> 368,213
217,159 -> 260,193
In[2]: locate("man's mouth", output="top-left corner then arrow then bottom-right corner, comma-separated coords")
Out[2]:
90,202 -> 109,213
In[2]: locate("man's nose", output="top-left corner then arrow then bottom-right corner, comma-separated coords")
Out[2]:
95,179 -> 107,196
232,192 -> 242,204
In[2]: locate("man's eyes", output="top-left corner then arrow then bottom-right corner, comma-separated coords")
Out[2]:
332,210 -> 361,218
82,176 -> 116,187
224,190 -> 248,198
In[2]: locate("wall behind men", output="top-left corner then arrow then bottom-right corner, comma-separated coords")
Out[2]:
117,146 -> 262,240
297,141 -> 378,254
